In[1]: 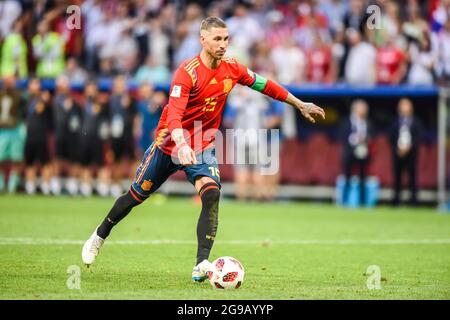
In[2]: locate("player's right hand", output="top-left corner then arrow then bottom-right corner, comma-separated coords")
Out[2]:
178,144 -> 197,166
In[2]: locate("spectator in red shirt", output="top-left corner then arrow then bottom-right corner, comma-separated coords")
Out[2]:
50,3 -> 83,58
306,32 -> 335,83
376,36 -> 408,85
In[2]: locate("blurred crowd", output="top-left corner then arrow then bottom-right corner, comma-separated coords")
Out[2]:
0,0 -> 449,85
0,0 -> 449,200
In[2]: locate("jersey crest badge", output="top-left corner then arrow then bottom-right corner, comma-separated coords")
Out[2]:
223,79 -> 232,94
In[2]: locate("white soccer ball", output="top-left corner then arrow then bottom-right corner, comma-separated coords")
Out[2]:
208,256 -> 245,289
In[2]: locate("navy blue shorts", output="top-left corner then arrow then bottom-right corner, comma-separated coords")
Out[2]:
130,143 -> 221,201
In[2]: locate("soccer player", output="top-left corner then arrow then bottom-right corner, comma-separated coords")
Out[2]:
52,75 -> 83,195
23,78 -> 53,195
109,75 -> 137,198
82,17 -> 325,282
79,81 -> 110,197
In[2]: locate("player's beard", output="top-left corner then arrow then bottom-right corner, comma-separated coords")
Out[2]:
205,48 -> 225,61
214,52 -> 225,61
213,48 -> 225,59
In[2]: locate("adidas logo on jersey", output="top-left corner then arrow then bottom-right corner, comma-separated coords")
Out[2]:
209,77 -> 218,85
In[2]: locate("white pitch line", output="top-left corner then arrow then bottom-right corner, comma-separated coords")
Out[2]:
0,237 -> 449,245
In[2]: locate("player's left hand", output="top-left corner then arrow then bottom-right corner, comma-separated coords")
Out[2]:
298,102 -> 326,123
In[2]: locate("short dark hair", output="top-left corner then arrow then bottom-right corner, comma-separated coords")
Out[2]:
200,16 -> 227,32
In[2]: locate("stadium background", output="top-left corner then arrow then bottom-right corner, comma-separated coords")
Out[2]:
1,0 -> 449,207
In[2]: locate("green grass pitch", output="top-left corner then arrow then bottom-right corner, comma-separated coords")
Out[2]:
0,194 -> 449,300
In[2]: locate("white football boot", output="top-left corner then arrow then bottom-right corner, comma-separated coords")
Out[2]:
82,227 -> 105,267
192,259 -> 211,282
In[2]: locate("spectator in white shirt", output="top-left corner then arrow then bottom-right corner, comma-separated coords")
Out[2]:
114,27 -> 138,75
407,35 -> 435,85
0,0 -> 22,41
226,4 -> 264,53
173,20 -> 202,68
345,28 -> 377,85
147,17 -> 171,68
81,0 -> 103,72
270,37 -> 306,85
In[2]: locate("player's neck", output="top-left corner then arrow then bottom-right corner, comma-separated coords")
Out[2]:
199,50 -> 221,70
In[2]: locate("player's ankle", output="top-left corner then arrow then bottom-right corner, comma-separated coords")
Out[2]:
97,220 -> 113,239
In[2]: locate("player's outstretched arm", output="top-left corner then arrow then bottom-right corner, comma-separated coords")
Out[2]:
255,79 -> 325,123
239,66 -> 325,123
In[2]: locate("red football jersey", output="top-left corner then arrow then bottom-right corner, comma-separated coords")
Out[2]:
306,46 -> 332,83
376,47 -> 405,84
154,55 -> 256,155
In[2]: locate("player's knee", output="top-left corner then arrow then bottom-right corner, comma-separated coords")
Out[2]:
199,183 -> 220,230
118,190 -> 145,210
199,182 -> 220,205
203,188 -> 220,204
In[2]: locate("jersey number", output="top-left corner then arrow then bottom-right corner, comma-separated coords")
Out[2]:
208,167 -> 220,177
203,97 -> 217,112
